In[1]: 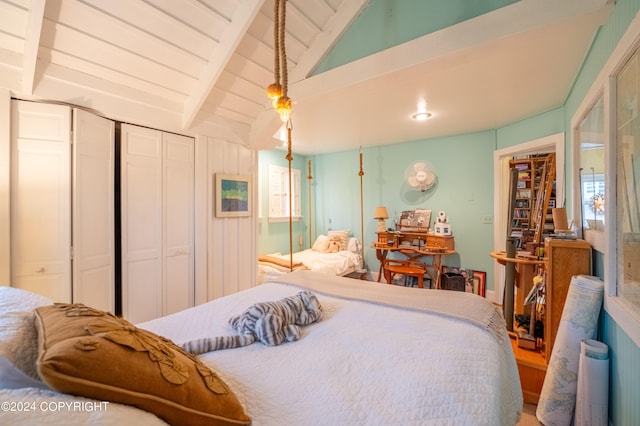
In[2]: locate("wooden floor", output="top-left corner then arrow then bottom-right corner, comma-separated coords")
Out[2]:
518,403 -> 542,425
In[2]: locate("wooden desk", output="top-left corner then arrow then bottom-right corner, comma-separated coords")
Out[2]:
373,231 -> 455,288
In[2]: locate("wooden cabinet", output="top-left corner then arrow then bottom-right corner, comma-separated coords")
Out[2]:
543,238 -> 591,361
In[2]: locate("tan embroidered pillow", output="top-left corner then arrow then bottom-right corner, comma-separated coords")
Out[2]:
35,304 -> 251,426
328,230 -> 350,251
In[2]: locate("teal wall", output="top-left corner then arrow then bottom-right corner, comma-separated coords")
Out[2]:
313,0 -> 518,74
496,107 -> 566,150
257,149 -> 310,255
312,131 -> 496,287
259,1 -> 640,423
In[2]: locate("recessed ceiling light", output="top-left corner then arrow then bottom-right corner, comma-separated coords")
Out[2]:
411,112 -> 432,121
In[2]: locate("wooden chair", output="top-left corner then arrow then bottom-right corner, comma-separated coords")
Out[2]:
383,259 -> 428,288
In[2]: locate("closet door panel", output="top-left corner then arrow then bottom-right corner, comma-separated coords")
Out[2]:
163,132 -> 194,315
121,124 -> 162,323
127,258 -> 161,323
11,101 -> 71,302
72,109 -> 115,312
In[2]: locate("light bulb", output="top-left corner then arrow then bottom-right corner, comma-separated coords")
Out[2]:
276,96 -> 292,122
266,83 -> 282,108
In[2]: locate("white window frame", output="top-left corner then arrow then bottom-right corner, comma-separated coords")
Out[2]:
575,13 -> 640,347
268,164 -> 301,222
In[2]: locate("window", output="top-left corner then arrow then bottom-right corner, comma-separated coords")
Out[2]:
577,96 -> 605,233
616,45 -> 640,314
575,15 -> 640,347
268,164 -> 301,221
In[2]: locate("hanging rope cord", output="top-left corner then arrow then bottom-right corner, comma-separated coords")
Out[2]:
279,0 -> 288,99
287,124 -> 293,271
308,160 -> 313,249
273,0 -> 280,84
271,0 -> 294,270
272,0 -> 280,87
359,151 -> 365,269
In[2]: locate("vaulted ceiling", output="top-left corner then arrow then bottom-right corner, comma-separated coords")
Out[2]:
0,0 -> 612,155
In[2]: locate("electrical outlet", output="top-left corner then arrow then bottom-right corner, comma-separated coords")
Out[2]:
483,215 -> 493,224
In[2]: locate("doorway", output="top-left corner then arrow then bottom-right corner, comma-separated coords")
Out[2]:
492,133 -> 564,305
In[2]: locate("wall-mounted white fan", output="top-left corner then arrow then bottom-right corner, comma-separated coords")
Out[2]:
405,161 -> 437,192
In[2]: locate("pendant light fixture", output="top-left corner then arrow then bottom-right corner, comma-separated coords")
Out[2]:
267,0 -> 292,123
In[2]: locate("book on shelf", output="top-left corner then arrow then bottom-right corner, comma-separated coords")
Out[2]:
518,172 -> 531,179
517,189 -> 531,198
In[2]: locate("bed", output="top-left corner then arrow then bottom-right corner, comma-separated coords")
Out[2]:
257,232 -> 362,283
0,271 -> 523,425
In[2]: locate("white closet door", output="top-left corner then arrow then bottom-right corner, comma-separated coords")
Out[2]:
121,124 -> 162,323
163,132 -> 194,315
11,101 -> 71,301
72,109 -> 115,312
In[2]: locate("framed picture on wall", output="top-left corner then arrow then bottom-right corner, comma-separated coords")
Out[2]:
215,174 -> 251,218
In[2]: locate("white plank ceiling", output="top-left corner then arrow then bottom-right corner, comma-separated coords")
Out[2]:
0,0 -> 613,154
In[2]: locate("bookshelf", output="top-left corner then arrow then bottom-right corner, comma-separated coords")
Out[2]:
510,158 -> 533,248
509,154 -> 556,250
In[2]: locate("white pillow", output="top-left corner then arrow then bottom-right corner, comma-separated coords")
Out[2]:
312,235 -> 330,252
347,238 -> 360,253
0,287 -> 53,380
328,230 -> 350,251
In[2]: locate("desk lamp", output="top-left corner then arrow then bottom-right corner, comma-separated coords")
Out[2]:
373,206 -> 389,232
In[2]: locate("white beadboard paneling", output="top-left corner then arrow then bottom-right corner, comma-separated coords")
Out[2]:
35,63 -> 185,134
45,1 -> 206,76
79,0 -> 218,60
39,20 -> 196,96
0,1 -> 28,43
206,136 -> 257,301
198,0 -> 238,20
147,0 -> 230,41
193,136 -> 209,305
1,0 -> 365,152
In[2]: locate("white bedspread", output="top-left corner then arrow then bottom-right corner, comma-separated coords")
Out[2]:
0,273 -> 522,425
140,271 -> 523,425
258,249 -> 362,283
